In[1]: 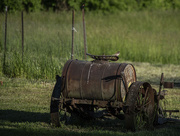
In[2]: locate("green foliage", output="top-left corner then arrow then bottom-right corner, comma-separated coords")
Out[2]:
67,0 -> 180,12
68,0 -> 83,11
0,0 -> 41,12
84,0 -> 138,12
41,0 -> 69,11
173,0 -> 180,9
1,0 -> 180,13
22,0 -> 42,12
0,0 -> 23,12
138,0 -> 171,10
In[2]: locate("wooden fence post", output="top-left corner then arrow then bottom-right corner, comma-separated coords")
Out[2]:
82,4 -> 87,60
21,11 -> 24,63
3,6 -> 8,73
71,10 -> 75,59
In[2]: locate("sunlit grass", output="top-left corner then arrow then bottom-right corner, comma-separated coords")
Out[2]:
0,10 -> 180,79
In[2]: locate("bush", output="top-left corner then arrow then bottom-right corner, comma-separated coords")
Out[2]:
0,0 -> 23,12
22,0 -> 42,12
0,0 -> 41,13
67,0 -> 138,12
1,0 -> 180,13
41,0 -> 69,11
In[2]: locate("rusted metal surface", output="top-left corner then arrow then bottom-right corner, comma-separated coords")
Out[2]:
163,82 -> 174,88
61,59 -> 136,101
157,73 -> 180,89
163,110 -> 179,113
157,73 -> 164,116
154,73 -> 180,125
60,98 -> 123,108
61,59 -> 74,91
124,81 -> 155,131
86,53 -> 119,61
50,75 -> 62,127
51,112 -> 60,127
158,90 -> 167,99
0,81 -> 3,86
58,97 -> 124,119
50,60 -> 179,131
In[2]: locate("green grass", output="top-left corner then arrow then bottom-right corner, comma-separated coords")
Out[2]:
0,10 -> 180,79
86,11 -> 180,64
0,10 -> 179,135
0,62 -> 180,136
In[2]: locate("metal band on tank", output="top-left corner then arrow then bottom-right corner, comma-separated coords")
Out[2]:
130,64 -> 137,82
61,59 -> 74,97
80,61 -> 89,99
101,62 -> 110,101
115,63 -> 128,101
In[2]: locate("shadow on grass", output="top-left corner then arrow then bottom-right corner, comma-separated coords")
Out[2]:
0,110 -> 125,136
0,127 -> 125,136
0,109 -> 124,128
0,127 -> 85,136
66,115 -> 125,132
0,110 -> 180,136
0,109 -> 126,135
1,123 -> 180,136
0,109 -> 50,123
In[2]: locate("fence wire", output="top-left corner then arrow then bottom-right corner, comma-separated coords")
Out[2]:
0,12 -> 86,80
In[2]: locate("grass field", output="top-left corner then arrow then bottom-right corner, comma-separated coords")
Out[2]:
0,10 -> 180,79
0,62 -> 180,136
0,10 -> 180,135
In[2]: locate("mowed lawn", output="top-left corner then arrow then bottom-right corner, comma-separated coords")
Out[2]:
0,62 -> 180,136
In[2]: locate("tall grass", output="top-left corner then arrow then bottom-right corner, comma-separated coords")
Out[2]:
0,11 -> 180,79
86,11 -> 180,64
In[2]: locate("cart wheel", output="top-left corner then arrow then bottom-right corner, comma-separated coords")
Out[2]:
124,82 -> 156,131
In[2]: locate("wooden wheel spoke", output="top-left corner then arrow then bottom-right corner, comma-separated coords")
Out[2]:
136,87 -> 150,108
125,82 -> 155,131
136,100 -> 151,113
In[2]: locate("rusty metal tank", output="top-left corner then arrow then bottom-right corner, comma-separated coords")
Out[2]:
61,59 -> 136,102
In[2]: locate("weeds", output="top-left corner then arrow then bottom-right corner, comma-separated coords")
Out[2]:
0,72 -> 180,136
0,11 -> 180,79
